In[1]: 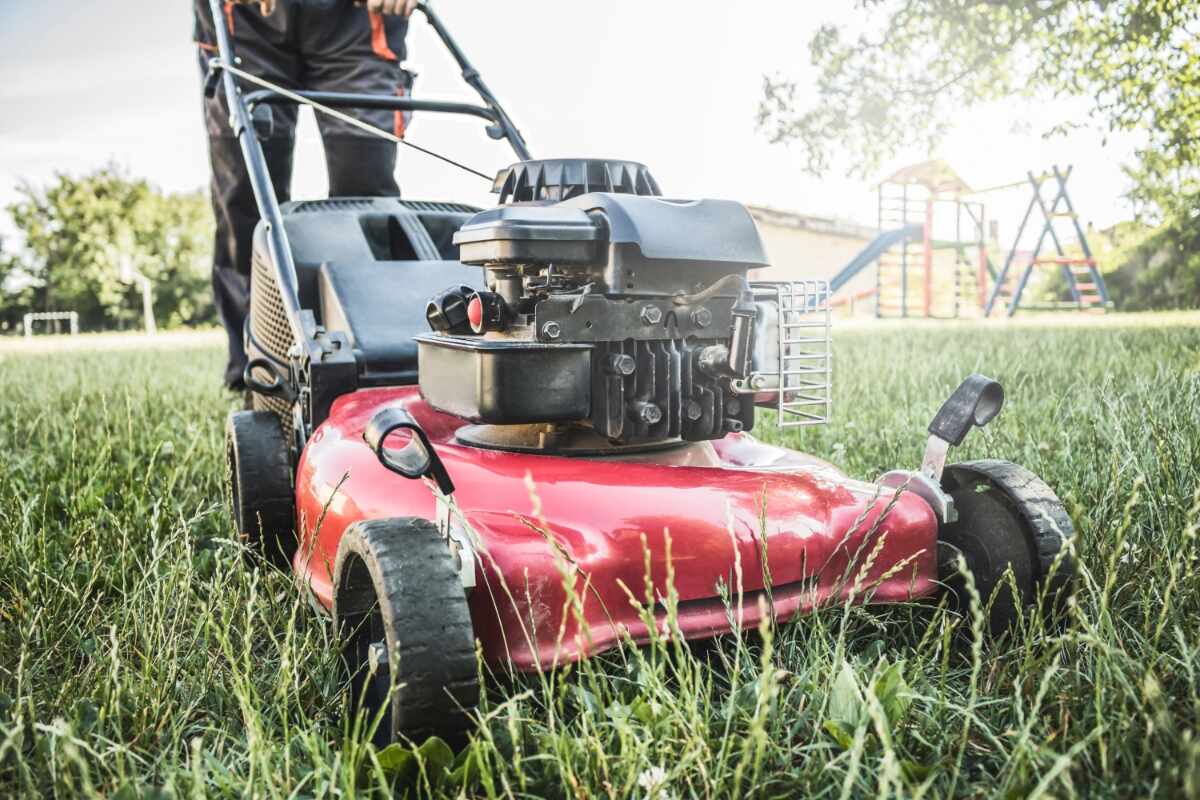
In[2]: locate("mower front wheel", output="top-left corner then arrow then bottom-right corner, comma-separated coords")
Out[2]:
226,410 -> 296,569
333,517 -> 479,747
938,459 -> 1076,636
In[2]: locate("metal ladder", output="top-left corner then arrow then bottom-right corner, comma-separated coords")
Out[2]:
875,183 -> 923,318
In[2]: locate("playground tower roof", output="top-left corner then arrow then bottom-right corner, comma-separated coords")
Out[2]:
882,160 -> 973,196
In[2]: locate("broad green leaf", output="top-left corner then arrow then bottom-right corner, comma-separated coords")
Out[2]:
828,661 -> 865,728
823,719 -> 855,751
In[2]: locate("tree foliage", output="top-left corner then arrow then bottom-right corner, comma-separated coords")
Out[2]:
1103,194 -> 1200,309
759,0 -> 1200,184
2,167 -> 215,333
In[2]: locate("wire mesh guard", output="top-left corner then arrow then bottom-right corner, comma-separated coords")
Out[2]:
748,281 -> 833,428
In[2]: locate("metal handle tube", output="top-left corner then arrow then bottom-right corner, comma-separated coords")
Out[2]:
206,0 -> 307,346
414,2 -> 532,161
244,89 -> 499,122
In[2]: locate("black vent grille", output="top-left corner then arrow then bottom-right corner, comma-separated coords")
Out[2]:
250,249 -> 294,363
290,199 -> 480,214
399,199 -> 480,213
289,198 -> 375,213
252,385 -> 294,434
249,248 -> 296,433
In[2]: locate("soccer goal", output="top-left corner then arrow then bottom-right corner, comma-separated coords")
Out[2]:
23,311 -> 80,339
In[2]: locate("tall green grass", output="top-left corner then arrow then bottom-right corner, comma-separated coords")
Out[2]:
1,318 -> 1198,798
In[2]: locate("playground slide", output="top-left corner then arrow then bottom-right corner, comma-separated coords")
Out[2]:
829,224 -> 921,293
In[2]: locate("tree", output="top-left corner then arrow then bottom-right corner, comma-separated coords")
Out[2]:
1101,198 -> 1200,310
0,238 -> 25,333
759,1 -> 1200,186
3,166 -> 215,332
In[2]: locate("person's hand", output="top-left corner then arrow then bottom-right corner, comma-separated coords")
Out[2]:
365,0 -> 420,16
231,0 -> 276,17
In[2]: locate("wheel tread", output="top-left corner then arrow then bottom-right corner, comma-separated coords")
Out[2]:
226,410 -> 295,569
333,517 -> 479,747
957,458 -> 1076,597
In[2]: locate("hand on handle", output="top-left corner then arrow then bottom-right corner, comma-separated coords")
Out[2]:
362,0 -> 420,16
230,0 -> 277,17
231,0 -> 420,17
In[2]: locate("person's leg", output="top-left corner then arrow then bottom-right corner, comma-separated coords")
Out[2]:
196,0 -> 301,387
324,138 -> 400,197
299,0 -> 407,197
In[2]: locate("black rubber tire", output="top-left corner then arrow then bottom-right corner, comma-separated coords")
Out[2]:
225,410 -> 296,569
940,459 -> 1076,636
333,517 -> 479,748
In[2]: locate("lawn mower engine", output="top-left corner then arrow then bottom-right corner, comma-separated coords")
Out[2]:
416,158 -> 823,452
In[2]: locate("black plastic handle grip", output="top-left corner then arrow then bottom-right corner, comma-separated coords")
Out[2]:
363,406 -> 455,495
242,90 -> 498,122
927,373 -> 1005,446
244,357 -> 296,402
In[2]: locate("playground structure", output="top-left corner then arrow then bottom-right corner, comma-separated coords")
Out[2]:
827,160 -> 1110,318
984,165 -> 1110,315
23,311 -> 79,339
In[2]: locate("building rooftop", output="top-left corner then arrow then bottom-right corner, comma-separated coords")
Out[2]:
748,205 -> 876,241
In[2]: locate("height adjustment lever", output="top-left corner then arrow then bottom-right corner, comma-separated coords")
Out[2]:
877,373 -> 1004,525
921,373 -> 1004,481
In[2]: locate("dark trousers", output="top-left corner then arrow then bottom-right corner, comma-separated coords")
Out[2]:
196,0 -> 410,387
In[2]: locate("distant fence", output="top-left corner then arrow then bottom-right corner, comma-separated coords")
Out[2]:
23,312 -> 79,339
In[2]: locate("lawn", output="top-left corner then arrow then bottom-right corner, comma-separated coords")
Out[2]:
1,314 -> 1198,798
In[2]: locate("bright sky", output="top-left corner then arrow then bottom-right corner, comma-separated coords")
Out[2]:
0,1 -> 1144,249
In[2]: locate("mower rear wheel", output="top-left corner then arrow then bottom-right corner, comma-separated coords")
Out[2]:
225,410 -> 295,569
333,517 -> 479,747
939,459 -> 1076,636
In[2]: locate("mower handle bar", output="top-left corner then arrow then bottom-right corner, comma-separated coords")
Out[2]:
243,90 -> 499,124
413,2 -> 531,161
204,0 -> 532,349
241,1 -> 532,162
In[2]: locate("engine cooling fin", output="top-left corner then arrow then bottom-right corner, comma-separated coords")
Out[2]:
493,158 -> 661,204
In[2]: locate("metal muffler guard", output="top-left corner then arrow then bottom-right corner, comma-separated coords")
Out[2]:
734,280 -> 832,428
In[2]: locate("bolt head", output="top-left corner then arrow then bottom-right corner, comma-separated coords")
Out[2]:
685,400 -> 702,421
691,307 -> 713,328
607,353 -> 636,376
541,321 -> 562,339
640,305 -> 663,325
639,403 -> 663,424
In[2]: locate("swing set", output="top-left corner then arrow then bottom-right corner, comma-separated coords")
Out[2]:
864,160 -> 1110,318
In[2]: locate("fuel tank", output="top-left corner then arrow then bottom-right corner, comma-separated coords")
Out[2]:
294,386 -> 939,671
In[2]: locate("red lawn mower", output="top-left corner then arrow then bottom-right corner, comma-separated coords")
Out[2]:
210,1 -> 1076,746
